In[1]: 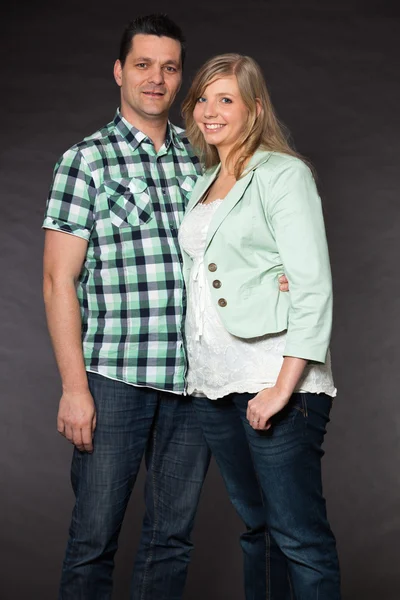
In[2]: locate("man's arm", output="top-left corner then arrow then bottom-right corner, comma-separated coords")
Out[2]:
43,230 -> 96,453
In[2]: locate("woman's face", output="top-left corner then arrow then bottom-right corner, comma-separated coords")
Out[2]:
193,75 -> 249,154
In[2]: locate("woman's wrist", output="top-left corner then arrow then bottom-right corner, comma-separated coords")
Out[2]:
272,383 -> 293,404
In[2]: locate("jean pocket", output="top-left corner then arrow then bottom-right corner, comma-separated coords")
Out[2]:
292,393 -> 307,416
105,177 -> 153,228
269,395 -> 306,433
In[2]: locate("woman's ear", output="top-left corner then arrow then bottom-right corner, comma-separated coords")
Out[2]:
255,98 -> 262,118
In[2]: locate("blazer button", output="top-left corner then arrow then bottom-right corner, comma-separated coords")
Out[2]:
218,298 -> 227,307
208,263 -> 217,272
213,280 -> 222,289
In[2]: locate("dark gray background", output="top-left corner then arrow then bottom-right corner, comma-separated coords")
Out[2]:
1,1 -> 399,598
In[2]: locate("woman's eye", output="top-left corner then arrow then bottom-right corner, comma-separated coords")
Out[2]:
221,97 -> 232,103
197,97 -> 206,103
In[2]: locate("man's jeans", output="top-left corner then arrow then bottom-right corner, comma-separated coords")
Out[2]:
192,392 -> 341,600
59,373 -> 211,600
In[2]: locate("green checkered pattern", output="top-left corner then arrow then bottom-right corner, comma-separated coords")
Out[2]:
43,110 -> 201,393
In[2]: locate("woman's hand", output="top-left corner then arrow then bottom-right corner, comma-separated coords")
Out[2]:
247,357 -> 308,430
246,387 -> 290,430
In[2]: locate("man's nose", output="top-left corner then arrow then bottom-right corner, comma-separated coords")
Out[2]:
148,66 -> 165,85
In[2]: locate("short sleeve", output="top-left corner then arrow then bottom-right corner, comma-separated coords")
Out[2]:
43,148 -> 96,241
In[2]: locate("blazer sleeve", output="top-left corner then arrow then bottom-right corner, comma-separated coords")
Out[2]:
266,158 -> 333,363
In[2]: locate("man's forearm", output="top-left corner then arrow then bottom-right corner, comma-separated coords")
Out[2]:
43,277 -> 89,393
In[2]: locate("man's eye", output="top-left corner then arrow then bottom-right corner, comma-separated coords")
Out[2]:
165,66 -> 177,73
137,63 -> 147,68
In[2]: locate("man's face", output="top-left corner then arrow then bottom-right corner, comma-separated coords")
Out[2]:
114,34 -> 183,124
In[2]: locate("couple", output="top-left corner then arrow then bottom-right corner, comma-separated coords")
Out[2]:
43,13 -> 340,600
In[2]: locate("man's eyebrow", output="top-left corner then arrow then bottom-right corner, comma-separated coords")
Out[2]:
133,57 -> 181,67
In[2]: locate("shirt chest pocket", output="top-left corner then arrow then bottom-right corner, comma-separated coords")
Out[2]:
176,174 -> 197,204
104,177 -> 153,228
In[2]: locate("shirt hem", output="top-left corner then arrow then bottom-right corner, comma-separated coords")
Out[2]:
187,382 -> 337,401
86,369 -> 184,396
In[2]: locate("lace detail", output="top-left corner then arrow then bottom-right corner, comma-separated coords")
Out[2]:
178,201 -> 337,400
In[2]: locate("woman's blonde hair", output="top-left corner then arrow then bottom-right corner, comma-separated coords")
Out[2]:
182,53 -> 309,179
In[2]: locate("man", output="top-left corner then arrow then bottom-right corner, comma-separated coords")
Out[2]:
43,14 -> 290,600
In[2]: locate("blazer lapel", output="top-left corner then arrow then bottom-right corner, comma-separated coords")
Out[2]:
204,150 -> 274,250
185,165 -> 220,215
204,169 -> 255,250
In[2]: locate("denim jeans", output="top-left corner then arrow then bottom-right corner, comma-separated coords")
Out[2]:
59,373 -> 211,600
192,392 -> 341,600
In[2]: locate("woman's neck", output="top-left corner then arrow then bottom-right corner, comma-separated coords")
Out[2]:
216,145 -> 235,178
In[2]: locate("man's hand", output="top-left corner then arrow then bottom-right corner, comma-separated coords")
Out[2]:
57,390 -> 97,453
278,274 -> 289,292
246,387 -> 289,431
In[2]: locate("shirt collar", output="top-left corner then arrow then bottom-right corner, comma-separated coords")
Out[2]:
167,122 -> 185,150
113,109 -> 184,151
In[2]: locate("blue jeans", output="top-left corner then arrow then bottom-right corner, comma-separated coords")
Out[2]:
192,392 -> 341,600
59,373 -> 211,600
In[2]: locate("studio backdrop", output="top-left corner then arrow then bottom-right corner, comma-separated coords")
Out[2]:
1,1 -> 399,598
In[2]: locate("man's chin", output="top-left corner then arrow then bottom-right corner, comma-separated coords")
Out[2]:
140,104 -> 171,118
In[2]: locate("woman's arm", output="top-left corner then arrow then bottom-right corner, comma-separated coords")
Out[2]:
265,158 -> 333,363
246,158 -> 332,430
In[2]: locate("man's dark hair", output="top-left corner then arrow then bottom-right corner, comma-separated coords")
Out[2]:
119,14 -> 186,67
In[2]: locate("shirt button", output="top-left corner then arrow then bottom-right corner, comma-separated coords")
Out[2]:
212,280 -> 222,289
208,263 -> 217,272
218,298 -> 227,307
162,188 -> 166,194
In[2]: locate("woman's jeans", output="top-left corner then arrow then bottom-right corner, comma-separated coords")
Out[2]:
59,373 -> 211,600
192,392 -> 341,600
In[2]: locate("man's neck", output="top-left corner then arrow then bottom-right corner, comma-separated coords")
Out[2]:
120,106 -> 169,153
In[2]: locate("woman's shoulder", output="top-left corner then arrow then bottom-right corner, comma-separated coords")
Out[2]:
252,153 -> 314,198
254,151 -> 310,178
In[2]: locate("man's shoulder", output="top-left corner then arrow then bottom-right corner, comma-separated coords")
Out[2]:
82,119 -> 117,145
58,118 -> 120,167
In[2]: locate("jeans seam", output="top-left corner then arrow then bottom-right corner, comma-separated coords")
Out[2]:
238,396 -> 270,600
302,393 -> 308,417
140,425 -> 159,600
265,530 -> 271,600
287,570 -> 294,600
66,450 -> 83,560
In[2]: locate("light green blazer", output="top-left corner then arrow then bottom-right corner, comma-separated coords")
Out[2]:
180,150 -> 333,364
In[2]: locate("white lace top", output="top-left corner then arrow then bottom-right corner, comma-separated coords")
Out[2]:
179,200 -> 337,400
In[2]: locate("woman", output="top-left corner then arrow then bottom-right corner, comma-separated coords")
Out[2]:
179,54 -> 341,599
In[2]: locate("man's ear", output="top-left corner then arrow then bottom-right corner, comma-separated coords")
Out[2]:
255,98 -> 262,118
113,59 -> 123,87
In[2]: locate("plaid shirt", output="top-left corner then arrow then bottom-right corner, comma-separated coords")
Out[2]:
43,110 -> 201,393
